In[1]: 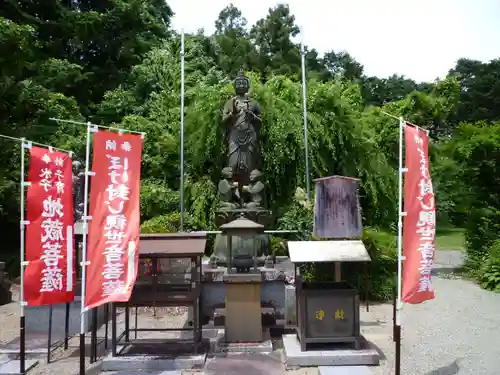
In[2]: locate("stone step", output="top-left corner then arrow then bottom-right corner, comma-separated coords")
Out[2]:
319,366 -> 373,375
107,372 -> 182,375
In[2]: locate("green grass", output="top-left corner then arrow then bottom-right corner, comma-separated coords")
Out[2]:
436,227 -> 465,251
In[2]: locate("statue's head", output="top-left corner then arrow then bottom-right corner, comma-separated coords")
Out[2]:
222,167 -> 233,179
72,160 -> 82,175
249,169 -> 262,182
234,70 -> 249,96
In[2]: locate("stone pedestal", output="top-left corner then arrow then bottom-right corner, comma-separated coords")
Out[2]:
223,273 -> 263,342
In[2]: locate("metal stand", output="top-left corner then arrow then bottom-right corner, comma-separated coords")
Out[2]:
88,306 -> 108,363
46,302 -> 73,363
19,316 -> 25,375
393,288 -> 401,375
64,303 -> 70,349
47,306 -> 53,363
111,235 -> 205,357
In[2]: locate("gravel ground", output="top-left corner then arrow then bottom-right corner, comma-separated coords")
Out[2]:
367,251 -> 500,375
1,251 -> 498,375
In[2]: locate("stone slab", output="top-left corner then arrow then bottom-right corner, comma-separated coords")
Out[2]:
319,365 -> 373,375
108,372 -> 182,375
205,354 -> 285,375
101,353 -> 207,371
282,334 -> 379,368
0,360 -> 38,375
214,329 -> 273,355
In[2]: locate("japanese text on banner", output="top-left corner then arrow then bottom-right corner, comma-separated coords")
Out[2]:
24,147 -> 75,306
85,131 -> 143,309
402,125 -> 436,304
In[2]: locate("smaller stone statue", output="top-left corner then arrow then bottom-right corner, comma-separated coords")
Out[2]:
218,167 -> 240,210
72,160 -> 85,222
243,169 -> 264,209
209,253 -> 218,269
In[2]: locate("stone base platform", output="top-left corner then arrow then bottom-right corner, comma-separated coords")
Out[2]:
214,329 -> 273,355
282,334 -> 380,368
319,366 -> 373,375
101,353 -> 206,372
101,335 -> 212,372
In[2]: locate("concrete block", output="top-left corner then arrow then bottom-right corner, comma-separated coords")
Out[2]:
101,353 -> 206,372
0,359 -> 38,375
282,334 -> 379,368
107,372 -> 182,375
214,329 -> 273,355
319,365 -> 373,375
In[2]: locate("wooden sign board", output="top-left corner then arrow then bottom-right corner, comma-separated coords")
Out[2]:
313,175 -> 363,239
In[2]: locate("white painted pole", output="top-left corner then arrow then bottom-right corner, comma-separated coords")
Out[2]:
79,122 -> 95,375
180,29 -> 185,231
396,117 -> 405,325
300,28 -> 311,201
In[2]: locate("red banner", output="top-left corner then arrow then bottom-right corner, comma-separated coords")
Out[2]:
85,131 -> 143,309
402,125 -> 436,304
24,146 -> 75,306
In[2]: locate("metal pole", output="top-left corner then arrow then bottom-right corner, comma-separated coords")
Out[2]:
396,117 -> 404,319
79,123 -> 93,375
47,306 -> 53,363
395,117 -> 405,375
19,138 -> 27,375
180,29 -> 185,231
64,302 -> 70,349
300,29 -> 311,201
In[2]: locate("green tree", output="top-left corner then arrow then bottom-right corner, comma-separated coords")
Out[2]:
449,58 -> 500,123
249,4 -> 301,79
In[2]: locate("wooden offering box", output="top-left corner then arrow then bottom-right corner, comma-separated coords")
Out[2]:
288,240 -> 371,351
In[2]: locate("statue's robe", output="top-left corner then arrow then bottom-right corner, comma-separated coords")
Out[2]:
223,96 -> 261,185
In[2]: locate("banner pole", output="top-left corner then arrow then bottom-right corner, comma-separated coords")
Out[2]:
300,27 -> 311,201
395,117 -> 405,375
180,29 -> 185,231
79,123 -> 93,375
19,138 -> 26,375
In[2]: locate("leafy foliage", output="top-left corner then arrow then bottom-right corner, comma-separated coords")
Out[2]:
478,240 -> 500,292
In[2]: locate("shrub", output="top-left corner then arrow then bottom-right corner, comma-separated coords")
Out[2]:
464,207 -> 500,267
478,240 -> 500,292
140,212 -> 181,233
140,179 -> 179,221
269,235 -> 288,256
